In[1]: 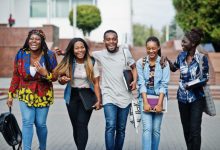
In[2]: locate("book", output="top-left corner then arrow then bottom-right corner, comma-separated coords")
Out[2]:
186,79 -> 206,89
146,95 -> 168,112
123,69 -> 133,91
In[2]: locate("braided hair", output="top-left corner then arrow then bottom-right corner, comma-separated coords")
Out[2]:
22,29 -> 52,73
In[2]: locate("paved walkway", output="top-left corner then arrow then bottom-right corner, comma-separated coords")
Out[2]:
0,97 -> 220,150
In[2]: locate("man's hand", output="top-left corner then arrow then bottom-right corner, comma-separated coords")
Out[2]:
54,47 -> 65,56
93,101 -> 102,110
130,80 -> 137,91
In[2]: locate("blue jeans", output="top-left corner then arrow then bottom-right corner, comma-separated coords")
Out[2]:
139,88 -> 163,150
19,101 -> 49,150
104,103 -> 130,150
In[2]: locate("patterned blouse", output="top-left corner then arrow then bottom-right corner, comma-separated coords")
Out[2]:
173,50 -> 209,103
8,49 -> 57,107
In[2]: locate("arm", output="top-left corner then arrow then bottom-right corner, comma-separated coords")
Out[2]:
130,63 -> 137,90
93,77 -> 102,110
136,59 -> 151,111
54,47 -> 65,56
155,62 -> 170,112
126,49 -> 137,90
36,52 -> 58,82
7,52 -> 21,107
166,57 -> 178,72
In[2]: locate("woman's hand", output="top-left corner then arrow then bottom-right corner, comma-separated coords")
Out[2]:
7,97 -> 13,107
160,56 -> 168,68
154,104 -> 163,113
143,103 -> 151,112
58,75 -> 70,85
93,101 -> 102,110
34,61 -> 48,76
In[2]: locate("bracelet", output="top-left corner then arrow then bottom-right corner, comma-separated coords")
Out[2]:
42,73 -> 52,81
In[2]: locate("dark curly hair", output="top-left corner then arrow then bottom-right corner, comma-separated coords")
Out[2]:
185,28 -> 204,46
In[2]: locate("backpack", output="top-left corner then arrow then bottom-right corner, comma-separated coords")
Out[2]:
0,108 -> 22,150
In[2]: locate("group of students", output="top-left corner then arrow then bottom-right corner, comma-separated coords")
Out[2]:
6,28 -> 209,150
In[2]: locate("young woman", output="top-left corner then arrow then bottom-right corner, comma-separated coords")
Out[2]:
54,38 -> 102,150
166,28 -> 209,150
136,36 -> 170,150
7,29 -> 58,150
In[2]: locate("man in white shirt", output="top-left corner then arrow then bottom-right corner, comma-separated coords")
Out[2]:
92,30 -> 137,150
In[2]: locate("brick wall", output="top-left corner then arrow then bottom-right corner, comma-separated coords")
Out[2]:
0,25 -> 59,77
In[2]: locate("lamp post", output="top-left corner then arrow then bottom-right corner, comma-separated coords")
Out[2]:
73,0 -> 77,36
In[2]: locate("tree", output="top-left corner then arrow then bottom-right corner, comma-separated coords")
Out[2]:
133,24 -> 160,46
173,0 -> 220,51
69,5 -> 102,36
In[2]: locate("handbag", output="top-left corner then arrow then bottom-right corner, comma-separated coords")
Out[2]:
78,88 -> 97,111
0,107 -> 22,150
129,96 -> 141,133
198,53 -> 216,116
203,85 -> 216,116
122,47 -> 133,91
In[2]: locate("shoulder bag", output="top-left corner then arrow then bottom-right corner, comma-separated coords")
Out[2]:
0,107 -> 22,150
199,53 -> 216,116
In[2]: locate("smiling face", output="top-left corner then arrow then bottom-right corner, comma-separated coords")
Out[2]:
73,41 -> 86,61
104,32 -> 118,53
146,41 -> 160,60
28,34 -> 42,51
181,36 -> 193,51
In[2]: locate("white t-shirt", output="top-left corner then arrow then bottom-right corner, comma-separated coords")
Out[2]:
71,61 -> 100,88
30,66 -> 37,77
92,46 -> 135,108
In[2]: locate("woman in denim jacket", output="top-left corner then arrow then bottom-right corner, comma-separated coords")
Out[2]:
136,36 -> 170,150
54,38 -> 102,150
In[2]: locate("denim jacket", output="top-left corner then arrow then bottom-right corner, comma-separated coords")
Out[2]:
136,56 -> 170,98
64,59 -> 94,104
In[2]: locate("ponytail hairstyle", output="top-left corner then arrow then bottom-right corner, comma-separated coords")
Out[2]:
145,36 -> 161,56
22,29 -> 52,73
185,28 -> 204,47
54,38 -> 95,84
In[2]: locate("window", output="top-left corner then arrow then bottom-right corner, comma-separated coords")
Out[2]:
72,0 -> 93,5
30,0 -> 47,17
51,0 -> 69,17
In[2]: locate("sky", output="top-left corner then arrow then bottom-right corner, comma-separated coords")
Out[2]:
133,0 -> 176,32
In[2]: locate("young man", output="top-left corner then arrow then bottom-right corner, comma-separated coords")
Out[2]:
92,30 -> 137,150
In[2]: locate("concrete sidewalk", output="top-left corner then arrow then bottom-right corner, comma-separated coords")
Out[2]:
0,98 -> 219,150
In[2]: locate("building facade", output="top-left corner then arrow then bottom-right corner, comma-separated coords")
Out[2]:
0,0 -> 133,45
